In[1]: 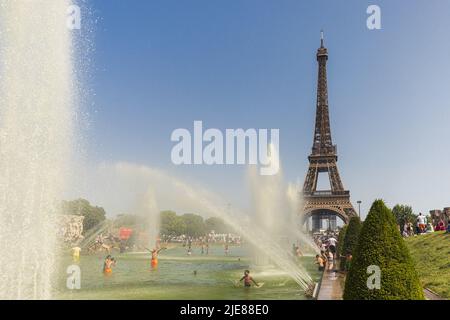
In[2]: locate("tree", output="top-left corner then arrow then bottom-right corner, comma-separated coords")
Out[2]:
337,225 -> 348,270
61,199 -> 106,232
392,204 -> 417,231
160,211 -> 186,236
181,213 -> 206,237
342,216 -> 362,255
114,214 -> 146,228
337,225 -> 348,257
343,200 -> 424,300
205,217 -> 231,234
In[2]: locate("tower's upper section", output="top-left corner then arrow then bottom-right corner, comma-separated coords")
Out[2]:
311,31 -> 336,156
317,30 -> 328,59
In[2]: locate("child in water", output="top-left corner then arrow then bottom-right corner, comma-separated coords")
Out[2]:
151,247 -> 165,268
315,254 -> 325,271
103,255 -> 116,275
240,270 -> 259,288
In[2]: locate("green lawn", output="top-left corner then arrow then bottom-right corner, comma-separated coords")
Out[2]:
405,231 -> 450,299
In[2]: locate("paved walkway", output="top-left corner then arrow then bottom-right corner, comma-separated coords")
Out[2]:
424,288 -> 444,300
317,268 -> 344,300
316,268 -> 443,300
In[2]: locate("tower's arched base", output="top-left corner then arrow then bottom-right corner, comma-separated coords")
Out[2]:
300,192 -> 357,232
302,210 -> 346,232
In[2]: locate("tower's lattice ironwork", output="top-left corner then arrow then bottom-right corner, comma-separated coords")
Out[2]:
301,32 -> 357,228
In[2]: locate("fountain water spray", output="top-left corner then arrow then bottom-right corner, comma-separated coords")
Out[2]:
100,162 -> 314,291
135,188 -> 160,249
286,183 -> 320,254
0,0 -> 76,299
171,178 -> 314,291
248,144 -> 319,255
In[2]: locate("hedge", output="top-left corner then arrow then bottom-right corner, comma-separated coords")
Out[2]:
343,200 -> 424,300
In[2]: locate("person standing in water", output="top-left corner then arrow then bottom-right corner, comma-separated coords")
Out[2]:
71,246 -> 81,262
296,245 -> 303,257
224,244 -> 229,256
103,255 -> 116,275
239,270 -> 259,287
151,247 -> 165,268
292,243 -> 297,257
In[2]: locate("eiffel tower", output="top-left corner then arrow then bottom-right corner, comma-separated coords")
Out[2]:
301,32 -> 357,232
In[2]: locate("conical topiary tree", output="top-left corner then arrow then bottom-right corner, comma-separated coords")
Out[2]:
342,216 -> 362,255
337,225 -> 348,256
343,200 -> 424,300
337,224 -> 348,271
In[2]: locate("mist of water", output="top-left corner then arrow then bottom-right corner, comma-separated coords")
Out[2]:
135,188 -> 160,249
170,175 -> 314,290
286,183 -> 320,255
0,0 -> 75,299
247,146 -> 319,255
97,163 -> 314,291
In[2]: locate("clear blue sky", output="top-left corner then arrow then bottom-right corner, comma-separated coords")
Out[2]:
77,0 -> 450,218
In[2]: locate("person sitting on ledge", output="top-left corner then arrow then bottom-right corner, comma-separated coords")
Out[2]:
315,254 -> 325,271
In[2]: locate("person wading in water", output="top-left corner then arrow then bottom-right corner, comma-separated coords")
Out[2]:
239,270 -> 259,288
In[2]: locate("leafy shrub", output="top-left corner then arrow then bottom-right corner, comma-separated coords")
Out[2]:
343,200 -> 424,300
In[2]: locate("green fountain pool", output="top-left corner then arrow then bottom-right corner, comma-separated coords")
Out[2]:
55,245 -> 321,300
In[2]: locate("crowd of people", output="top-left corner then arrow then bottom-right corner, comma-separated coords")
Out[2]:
401,213 -> 450,237
71,211 -> 450,293
82,241 -> 263,290
314,234 -> 340,272
167,232 -> 242,245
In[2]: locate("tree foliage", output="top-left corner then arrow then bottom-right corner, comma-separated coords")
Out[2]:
181,213 -> 206,237
392,204 -> 417,230
111,210 -> 233,239
343,200 -> 424,300
159,213 -> 231,237
61,198 -> 106,232
337,225 -> 348,256
342,216 -> 362,255
160,211 -> 186,236
205,217 -> 231,234
338,225 -> 348,271
114,214 -> 147,229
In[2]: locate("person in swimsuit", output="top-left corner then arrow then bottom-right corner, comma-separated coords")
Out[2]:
71,246 -> 81,262
239,270 -> 259,288
151,247 -> 165,268
315,254 -> 325,271
103,255 -> 116,275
